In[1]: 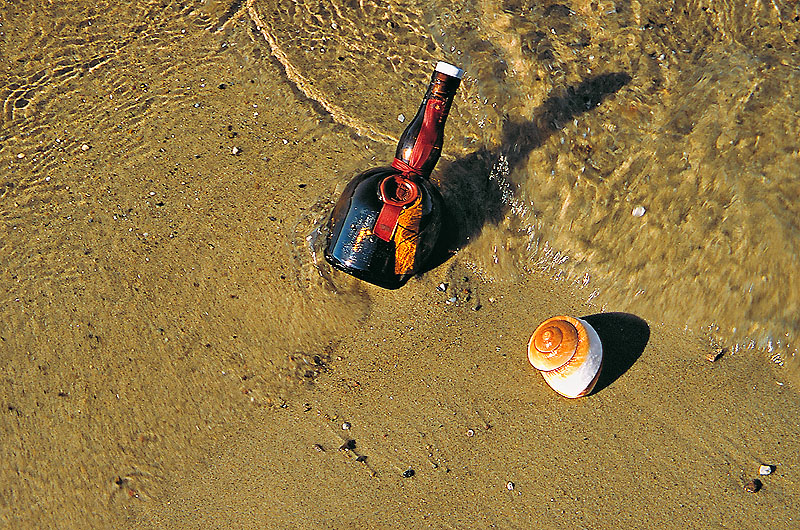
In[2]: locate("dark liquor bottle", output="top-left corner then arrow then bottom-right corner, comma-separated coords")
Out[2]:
325,62 -> 463,289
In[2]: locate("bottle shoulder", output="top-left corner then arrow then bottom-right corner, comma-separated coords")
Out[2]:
331,166 -> 443,221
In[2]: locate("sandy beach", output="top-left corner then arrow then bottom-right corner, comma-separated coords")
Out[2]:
1,1 -> 798,528
133,271 -> 800,529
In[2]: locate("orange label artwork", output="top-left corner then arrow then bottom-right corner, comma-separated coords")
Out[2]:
393,198 -> 423,274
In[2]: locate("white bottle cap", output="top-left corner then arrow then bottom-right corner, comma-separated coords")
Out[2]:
435,61 -> 464,79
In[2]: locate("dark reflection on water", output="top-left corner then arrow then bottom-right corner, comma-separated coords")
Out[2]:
426,72 -> 631,270
582,312 -> 650,395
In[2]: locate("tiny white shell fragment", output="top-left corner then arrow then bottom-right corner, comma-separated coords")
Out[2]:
398,113 -> 405,122
759,465 -> 773,475
632,205 -> 646,217
506,481 -> 515,491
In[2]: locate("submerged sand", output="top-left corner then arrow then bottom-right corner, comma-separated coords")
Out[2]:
1,2 -> 797,528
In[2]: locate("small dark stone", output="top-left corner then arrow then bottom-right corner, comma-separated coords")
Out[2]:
355,455 -> 367,462
744,478 -> 762,493
312,444 -> 325,452
402,468 -> 415,478
218,83 -> 227,89
706,347 -> 726,362
339,439 -> 356,451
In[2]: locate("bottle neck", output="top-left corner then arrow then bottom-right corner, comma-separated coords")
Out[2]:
393,71 -> 461,178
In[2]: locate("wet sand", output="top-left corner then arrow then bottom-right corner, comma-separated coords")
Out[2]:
1,2 -> 798,528
134,272 -> 800,529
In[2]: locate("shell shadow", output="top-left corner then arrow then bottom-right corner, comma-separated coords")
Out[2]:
425,71 -> 632,270
581,312 -> 650,394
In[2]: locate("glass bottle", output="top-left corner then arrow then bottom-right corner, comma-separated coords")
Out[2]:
324,62 -> 463,289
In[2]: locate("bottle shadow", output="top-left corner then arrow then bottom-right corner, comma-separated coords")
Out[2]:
582,312 -> 650,394
425,71 -> 631,270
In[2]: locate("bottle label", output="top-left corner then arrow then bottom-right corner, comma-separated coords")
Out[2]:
373,77 -> 454,267
373,174 -> 419,242
405,97 -> 447,170
393,197 -> 423,274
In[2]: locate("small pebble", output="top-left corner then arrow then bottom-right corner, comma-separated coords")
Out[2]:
706,348 -> 725,362
744,478 -> 762,493
447,296 -> 457,304
506,481 -> 515,491
402,468 -> 415,478
437,283 -> 448,292
312,444 -> 325,452
342,422 -> 351,430
759,465 -> 773,476
231,146 -> 241,155
398,113 -> 405,122
632,205 -> 646,217
466,429 -> 474,437
17,153 -> 25,159
339,439 -> 356,451
81,144 -> 90,151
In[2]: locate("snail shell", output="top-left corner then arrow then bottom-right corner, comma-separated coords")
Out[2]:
528,315 -> 603,398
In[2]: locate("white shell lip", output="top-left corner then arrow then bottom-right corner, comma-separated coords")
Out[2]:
536,317 -> 603,398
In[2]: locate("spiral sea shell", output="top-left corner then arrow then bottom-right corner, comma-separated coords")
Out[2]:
528,316 -> 603,398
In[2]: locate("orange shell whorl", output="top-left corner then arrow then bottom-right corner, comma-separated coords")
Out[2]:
528,315 -> 586,372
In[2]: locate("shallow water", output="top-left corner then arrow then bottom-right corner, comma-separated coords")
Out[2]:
2,0 -> 799,526
252,0 -> 800,375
